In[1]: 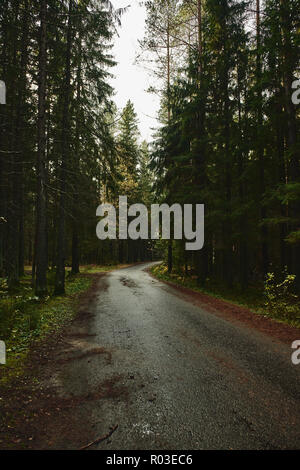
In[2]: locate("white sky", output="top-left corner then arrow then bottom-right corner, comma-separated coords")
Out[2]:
110,0 -> 160,141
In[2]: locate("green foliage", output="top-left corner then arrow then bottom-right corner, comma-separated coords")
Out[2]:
0,0 -> 121,291
264,270 -> 300,323
143,0 -> 300,292
0,273 -> 92,372
285,230 -> 300,245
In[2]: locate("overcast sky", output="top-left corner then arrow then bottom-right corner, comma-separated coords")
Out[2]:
110,0 -> 160,141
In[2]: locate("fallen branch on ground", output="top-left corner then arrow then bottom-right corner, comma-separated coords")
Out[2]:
79,424 -> 118,450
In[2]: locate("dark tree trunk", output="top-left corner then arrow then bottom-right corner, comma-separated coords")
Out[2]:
237,66 -> 248,290
55,0 -> 73,294
222,7 -> 233,289
256,0 -> 269,278
71,21 -> 82,275
6,1 -> 21,289
167,239 -> 173,273
279,0 -> 300,290
119,240 -> 124,264
16,0 -> 29,278
166,8 -> 173,274
35,0 -> 48,296
0,0 -> 9,278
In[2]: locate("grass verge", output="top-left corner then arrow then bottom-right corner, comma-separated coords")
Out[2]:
0,274 -> 92,385
150,263 -> 300,328
0,264 -> 128,385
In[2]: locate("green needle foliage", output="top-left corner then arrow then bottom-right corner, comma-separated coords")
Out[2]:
142,0 -> 300,307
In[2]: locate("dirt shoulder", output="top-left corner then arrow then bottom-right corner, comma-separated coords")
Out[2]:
0,272 -> 108,450
0,263 -> 151,449
148,267 -> 300,345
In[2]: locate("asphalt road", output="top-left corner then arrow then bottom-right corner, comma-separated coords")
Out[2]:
57,262 -> 300,450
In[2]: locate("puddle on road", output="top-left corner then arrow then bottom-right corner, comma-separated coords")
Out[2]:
120,277 -> 139,289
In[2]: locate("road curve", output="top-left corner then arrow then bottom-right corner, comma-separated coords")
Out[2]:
59,262 -> 300,450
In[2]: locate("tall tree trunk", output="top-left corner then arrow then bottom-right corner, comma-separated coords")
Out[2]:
279,0 -> 298,181
0,0 -> 9,277
222,4 -> 233,288
279,0 -> 300,289
256,0 -> 269,278
7,0 -> 20,288
195,0 -> 208,286
54,0 -> 73,294
197,0 -> 202,77
237,67 -> 248,290
35,0 -> 48,296
166,3 -> 173,274
275,86 -> 288,271
16,0 -> 29,277
71,20 -> 82,275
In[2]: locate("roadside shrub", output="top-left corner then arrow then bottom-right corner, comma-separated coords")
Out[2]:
264,269 -> 300,322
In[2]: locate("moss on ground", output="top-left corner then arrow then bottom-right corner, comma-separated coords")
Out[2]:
0,273 -> 92,385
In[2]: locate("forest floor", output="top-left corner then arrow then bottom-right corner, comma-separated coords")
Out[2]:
0,262 -> 300,449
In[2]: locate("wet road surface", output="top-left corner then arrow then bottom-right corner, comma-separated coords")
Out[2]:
54,262 -> 300,449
